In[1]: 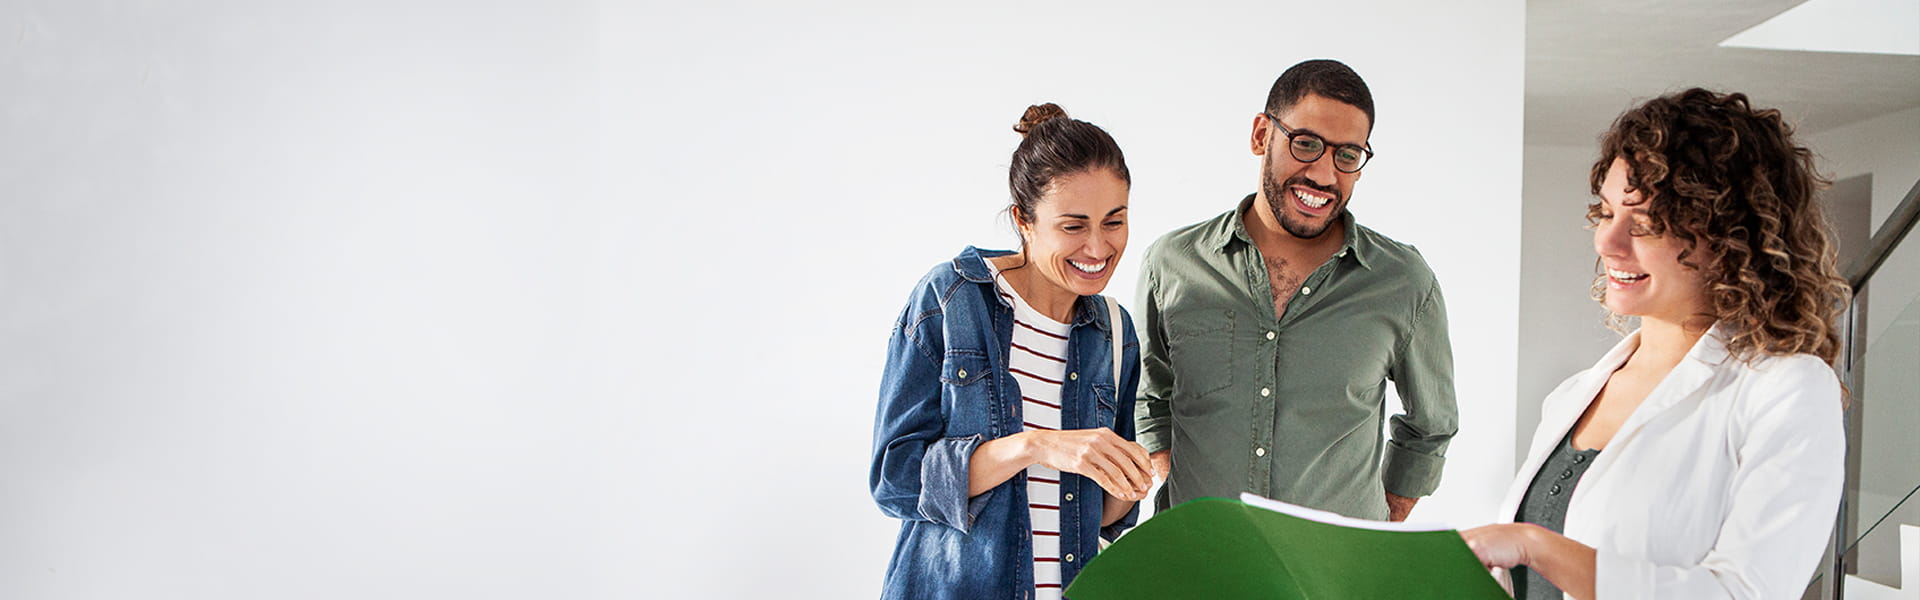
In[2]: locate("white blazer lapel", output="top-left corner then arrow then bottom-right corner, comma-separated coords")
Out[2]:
1496,332 -> 1640,523
1599,324 -> 1732,451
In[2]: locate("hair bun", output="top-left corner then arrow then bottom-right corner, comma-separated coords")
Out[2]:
1013,103 -> 1069,137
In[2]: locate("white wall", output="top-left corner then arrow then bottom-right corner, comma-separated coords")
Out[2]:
2,2 -> 603,598
607,1 -> 1522,597
6,1 -> 1523,598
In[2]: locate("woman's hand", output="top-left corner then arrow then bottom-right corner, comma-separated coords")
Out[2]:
1028,428 -> 1154,501
1461,523 -> 1539,569
1461,523 -> 1597,600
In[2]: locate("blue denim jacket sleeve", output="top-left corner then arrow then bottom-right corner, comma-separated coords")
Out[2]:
870,281 -> 992,533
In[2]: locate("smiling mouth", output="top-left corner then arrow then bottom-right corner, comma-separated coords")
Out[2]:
1068,259 -> 1108,275
1292,188 -> 1332,209
1607,267 -> 1649,284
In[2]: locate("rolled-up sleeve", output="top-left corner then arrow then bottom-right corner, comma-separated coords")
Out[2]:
914,434 -> 988,531
1383,279 -> 1458,497
869,302 -> 992,533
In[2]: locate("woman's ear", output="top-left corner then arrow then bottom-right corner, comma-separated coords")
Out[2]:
1012,206 -> 1035,243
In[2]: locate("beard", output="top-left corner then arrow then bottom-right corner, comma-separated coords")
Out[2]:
1260,154 -> 1346,240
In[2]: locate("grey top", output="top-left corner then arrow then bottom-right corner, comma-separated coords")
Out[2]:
1512,429 -> 1602,600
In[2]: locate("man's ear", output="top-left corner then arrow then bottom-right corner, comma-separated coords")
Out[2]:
1250,114 -> 1270,156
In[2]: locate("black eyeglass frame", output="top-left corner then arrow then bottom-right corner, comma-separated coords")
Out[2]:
1261,112 -> 1375,173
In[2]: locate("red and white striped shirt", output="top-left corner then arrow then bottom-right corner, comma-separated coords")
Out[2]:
991,265 -> 1070,600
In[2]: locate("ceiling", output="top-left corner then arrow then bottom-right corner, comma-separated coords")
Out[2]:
1526,0 -> 1920,147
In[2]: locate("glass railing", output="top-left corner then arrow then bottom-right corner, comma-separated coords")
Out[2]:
1821,177 -> 1920,600
1839,289 -> 1920,595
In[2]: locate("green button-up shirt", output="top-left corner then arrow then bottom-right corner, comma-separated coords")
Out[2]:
1136,195 -> 1458,520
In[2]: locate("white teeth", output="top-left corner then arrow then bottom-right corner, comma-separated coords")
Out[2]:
1068,260 -> 1108,274
1608,268 -> 1648,282
1293,189 -> 1331,209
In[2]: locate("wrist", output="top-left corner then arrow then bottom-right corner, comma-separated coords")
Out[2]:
1009,431 -> 1040,466
1517,523 -> 1550,567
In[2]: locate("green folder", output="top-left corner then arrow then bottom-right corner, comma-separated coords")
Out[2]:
1066,493 -> 1510,599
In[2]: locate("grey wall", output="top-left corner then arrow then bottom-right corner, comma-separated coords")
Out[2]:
1806,106 -> 1920,345
1515,143 -> 1619,464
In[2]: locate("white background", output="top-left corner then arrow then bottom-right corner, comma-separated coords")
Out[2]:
5,1 -> 1521,598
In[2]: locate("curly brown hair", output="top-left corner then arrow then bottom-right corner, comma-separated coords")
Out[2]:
1587,88 -> 1851,365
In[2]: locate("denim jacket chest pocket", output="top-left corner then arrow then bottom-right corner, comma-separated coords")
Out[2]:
1087,381 -> 1118,430
940,349 -> 1000,437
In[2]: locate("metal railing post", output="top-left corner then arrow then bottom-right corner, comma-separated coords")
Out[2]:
1828,174 -> 1920,599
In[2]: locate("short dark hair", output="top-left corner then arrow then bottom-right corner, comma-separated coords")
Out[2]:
1007,103 -> 1130,225
1265,59 -> 1375,132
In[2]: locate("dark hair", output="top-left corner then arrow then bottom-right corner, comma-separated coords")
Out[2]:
1587,88 -> 1850,365
1007,103 -> 1130,227
1265,59 -> 1375,132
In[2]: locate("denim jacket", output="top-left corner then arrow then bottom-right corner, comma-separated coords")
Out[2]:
871,247 -> 1141,600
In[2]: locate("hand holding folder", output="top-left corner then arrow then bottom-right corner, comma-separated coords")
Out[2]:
1066,493 -> 1510,599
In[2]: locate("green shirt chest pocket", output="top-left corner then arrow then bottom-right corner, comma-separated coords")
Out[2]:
1166,309 -> 1234,403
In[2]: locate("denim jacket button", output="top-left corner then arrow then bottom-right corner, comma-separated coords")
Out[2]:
1064,553 -> 1075,563
957,369 -> 967,379
1068,372 -> 1078,381
1063,493 -> 1074,502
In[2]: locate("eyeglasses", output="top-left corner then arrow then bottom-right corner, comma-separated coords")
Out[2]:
1262,113 -> 1374,173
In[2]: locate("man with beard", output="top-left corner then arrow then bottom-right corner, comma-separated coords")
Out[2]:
1135,59 -> 1457,521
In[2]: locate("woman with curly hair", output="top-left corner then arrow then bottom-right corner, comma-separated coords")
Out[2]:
1462,88 -> 1851,599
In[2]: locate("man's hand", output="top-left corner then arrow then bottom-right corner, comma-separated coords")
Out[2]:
1149,450 -> 1171,479
1385,492 -> 1418,522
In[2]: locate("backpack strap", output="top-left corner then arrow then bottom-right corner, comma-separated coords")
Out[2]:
1105,295 -> 1122,392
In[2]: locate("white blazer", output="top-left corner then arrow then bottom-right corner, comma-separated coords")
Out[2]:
1496,325 -> 1845,599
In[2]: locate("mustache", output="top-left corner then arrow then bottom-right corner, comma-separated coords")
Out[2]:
1282,175 -> 1341,203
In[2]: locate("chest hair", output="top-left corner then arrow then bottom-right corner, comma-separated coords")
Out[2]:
1264,254 -> 1305,319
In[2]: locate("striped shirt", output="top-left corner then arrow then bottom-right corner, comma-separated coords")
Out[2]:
990,265 -> 1070,600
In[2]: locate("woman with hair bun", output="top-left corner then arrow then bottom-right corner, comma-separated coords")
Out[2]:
1462,88 -> 1852,599
870,103 -> 1151,599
